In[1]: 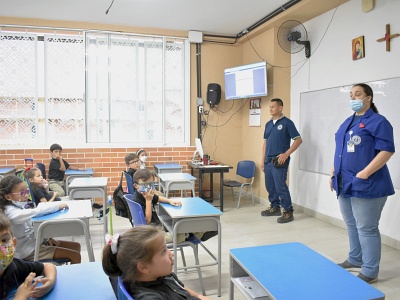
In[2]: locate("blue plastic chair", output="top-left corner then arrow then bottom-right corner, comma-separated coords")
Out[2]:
123,194 -> 206,295
36,162 -> 46,180
223,160 -> 256,208
117,277 -> 134,300
123,171 -> 135,194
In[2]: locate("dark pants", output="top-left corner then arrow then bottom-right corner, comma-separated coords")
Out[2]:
264,161 -> 293,211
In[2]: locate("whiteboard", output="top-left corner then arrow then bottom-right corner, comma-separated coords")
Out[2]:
299,78 -> 400,189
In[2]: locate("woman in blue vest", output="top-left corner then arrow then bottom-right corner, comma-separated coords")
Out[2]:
330,83 -> 395,284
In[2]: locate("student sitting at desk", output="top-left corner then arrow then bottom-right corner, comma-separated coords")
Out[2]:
102,226 -> 211,300
0,212 -> 57,300
136,149 -> 148,169
24,168 -> 61,207
124,153 -> 141,178
48,143 -> 84,197
0,176 -> 81,264
132,169 -> 217,243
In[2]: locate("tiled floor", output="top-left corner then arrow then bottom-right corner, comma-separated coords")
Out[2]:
77,195 -> 400,299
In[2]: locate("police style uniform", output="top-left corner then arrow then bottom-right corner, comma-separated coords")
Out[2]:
332,108 -> 395,198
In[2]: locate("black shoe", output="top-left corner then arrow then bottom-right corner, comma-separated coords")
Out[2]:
277,210 -> 294,223
338,260 -> 361,269
92,203 -> 103,209
97,208 -> 110,218
261,206 -> 281,216
201,231 -> 218,242
357,273 -> 377,284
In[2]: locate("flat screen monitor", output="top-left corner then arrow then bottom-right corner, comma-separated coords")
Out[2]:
224,61 -> 268,100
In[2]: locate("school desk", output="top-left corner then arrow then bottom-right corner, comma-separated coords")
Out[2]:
39,262 -> 115,299
157,172 -> 196,197
158,197 -> 222,296
229,242 -> 385,300
65,168 -> 94,195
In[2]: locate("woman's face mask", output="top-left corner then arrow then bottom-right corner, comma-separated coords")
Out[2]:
349,97 -> 367,112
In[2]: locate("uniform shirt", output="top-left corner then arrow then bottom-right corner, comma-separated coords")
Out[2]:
48,158 -> 70,181
32,186 -> 61,206
263,115 -> 301,162
131,191 -> 160,225
0,258 -> 44,299
130,273 -> 199,300
5,202 -> 61,259
332,108 -> 395,198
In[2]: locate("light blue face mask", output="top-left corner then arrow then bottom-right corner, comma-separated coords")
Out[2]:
350,97 -> 366,112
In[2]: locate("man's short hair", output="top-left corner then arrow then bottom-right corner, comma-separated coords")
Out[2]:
125,153 -> 138,165
50,143 -> 62,152
271,98 -> 284,107
133,169 -> 154,183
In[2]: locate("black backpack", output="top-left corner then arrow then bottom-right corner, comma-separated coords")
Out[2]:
113,172 -> 133,226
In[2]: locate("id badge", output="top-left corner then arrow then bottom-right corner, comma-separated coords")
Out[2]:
347,140 -> 355,152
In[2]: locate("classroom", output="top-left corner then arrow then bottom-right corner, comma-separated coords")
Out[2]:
1,0 -> 400,299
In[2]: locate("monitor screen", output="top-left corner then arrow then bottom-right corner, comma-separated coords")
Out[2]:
224,61 -> 268,100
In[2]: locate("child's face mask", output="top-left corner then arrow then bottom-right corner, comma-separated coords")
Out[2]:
137,182 -> 155,193
0,243 -> 15,271
139,156 -> 147,163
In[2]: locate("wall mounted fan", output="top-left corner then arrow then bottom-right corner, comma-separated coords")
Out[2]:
277,20 -> 311,58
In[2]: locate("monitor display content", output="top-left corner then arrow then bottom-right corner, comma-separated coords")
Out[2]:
224,61 -> 268,100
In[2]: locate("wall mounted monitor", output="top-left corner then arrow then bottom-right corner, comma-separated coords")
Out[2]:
224,61 -> 268,100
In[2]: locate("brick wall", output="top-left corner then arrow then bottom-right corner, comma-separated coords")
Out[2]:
1,147 -> 196,197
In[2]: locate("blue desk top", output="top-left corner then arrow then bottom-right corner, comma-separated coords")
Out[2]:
0,167 -> 16,174
158,172 -> 196,181
160,197 -> 222,218
154,163 -> 182,169
65,168 -> 94,175
32,200 -> 93,222
230,242 -> 384,300
39,262 -> 115,299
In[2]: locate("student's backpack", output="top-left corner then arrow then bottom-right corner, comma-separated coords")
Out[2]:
113,172 -> 133,225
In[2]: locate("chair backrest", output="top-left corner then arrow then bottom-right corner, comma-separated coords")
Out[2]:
26,180 -> 37,207
117,277 -> 134,300
123,171 -> 135,194
36,163 -> 46,179
124,194 -> 147,227
34,218 -> 94,262
237,160 -> 256,179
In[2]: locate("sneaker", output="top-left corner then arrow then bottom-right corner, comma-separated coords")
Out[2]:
277,210 -> 294,223
97,208 -> 110,219
261,206 -> 281,216
92,203 -> 103,209
200,231 -> 218,242
338,260 -> 361,269
358,273 -> 377,284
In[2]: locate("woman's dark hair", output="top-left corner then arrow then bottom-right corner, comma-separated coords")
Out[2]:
353,83 -> 378,113
0,175 -> 23,211
102,226 -> 164,287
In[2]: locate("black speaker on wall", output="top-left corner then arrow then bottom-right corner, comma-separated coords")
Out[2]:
207,83 -> 221,106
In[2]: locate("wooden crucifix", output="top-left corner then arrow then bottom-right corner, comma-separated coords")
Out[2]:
377,24 -> 400,52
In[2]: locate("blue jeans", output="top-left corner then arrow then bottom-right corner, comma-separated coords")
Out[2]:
264,161 -> 293,211
338,194 -> 387,278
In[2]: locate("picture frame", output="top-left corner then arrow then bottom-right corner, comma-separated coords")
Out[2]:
250,98 -> 261,109
352,36 -> 365,60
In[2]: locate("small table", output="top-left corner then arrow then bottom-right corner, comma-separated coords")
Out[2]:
39,262 -> 115,299
187,161 -> 232,211
31,200 -> 95,262
158,197 -> 222,296
0,167 -> 16,178
154,163 -> 183,175
158,172 -> 196,197
68,177 -> 108,242
229,242 -> 385,300
65,168 -> 94,195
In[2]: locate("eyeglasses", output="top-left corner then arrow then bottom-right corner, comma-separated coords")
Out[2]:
136,182 -> 156,187
10,189 -> 30,197
129,160 -> 140,164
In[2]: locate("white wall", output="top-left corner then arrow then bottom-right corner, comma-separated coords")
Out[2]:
290,0 -> 400,246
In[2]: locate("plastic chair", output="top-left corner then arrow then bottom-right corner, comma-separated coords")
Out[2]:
117,276 -> 134,300
123,171 -> 135,194
34,218 -> 95,262
36,163 -> 46,180
223,160 -> 256,208
123,194 -> 206,295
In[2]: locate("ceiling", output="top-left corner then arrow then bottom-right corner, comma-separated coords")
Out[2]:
0,0 -> 342,37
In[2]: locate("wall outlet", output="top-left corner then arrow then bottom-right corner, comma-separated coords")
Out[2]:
199,106 -> 203,114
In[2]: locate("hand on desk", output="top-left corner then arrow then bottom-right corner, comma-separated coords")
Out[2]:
14,272 -> 38,300
168,200 -> 182,207
58,203 -> 69,210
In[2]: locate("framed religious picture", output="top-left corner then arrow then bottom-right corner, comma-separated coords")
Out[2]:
352,36 -> 365,60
